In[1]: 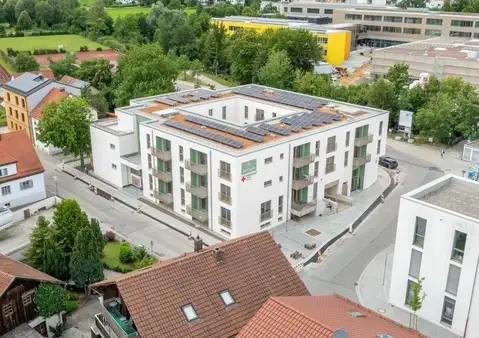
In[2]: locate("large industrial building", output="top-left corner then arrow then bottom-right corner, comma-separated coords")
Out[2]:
90,85 -> 388,239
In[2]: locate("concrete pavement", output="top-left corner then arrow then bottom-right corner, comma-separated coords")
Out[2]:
357,245 -> 459,338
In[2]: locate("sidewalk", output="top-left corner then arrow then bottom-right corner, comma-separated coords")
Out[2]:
272,169 -> 390,267
356,245 -> 460,338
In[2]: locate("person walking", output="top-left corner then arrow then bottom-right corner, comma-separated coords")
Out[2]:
440,148 -> 445,159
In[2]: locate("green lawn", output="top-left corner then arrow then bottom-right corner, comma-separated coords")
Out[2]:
79,0 -> 95,5
0,35 -> 103,52
203,72 -> 239,87
105,7 -> 151,20
102,241 -> 136,271
0,56 -> 14,73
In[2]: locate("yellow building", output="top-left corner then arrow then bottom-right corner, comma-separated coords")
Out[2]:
212,16 -> 351,66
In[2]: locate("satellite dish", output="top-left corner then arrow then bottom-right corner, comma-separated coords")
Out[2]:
333,329 -> 349,338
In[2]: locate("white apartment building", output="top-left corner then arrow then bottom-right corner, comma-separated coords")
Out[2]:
90,85 -> 388,238
0,131 -> 46,208
390,175 -> 479,337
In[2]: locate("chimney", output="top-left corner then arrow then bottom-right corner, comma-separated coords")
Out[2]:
59,87 -> 65,92
193,235 -> 203,253
213,248 -> 224,264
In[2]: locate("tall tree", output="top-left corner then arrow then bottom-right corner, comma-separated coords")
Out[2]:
114,44 -> 179,106
367,78 -> 398,124
199,23 -> 229,74
415,93 -> 456,143
258,49 -> 294,90
74,58 -> 113,90
90,218 -> 105,253
14,0 -> 35,19
154,9 -> 196,55
14,53 -> 39,72
386,62 -> 410,92
37,97 -> 93,166
24,216 -> 51,270
16,10 -> 32,30
114,14 -> 142,44
35,283 -> 66,320
177,54 -> 190,80
86,0 -> 113,38
69,226 -> 104,289
34,1 -> 54,27
397,0 -> 426,8
293,71 -> 333,97
3,0 -> 17,25
228,30 -> 262,84
49,53 -> 77,79
43,236 -> 69,280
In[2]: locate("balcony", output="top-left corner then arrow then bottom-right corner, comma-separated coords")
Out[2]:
185,160 -> 207,176
152,168 -> 172,183
218,192 -> 232,205
151,147 -> 171,161
292,154 -> 315,168
260,210 -> 273,223
325,164 -> 336,174
186,182 -> 208,199
292,175 -> 315,190
218,169 -> 232,181
353,154 -> 372,168
186,205 -> 208,222
153,190 -> 173,205
291,200 -> 317,217
99,298 -> 138,338
354,134 -> 374,147
326,143 -> 337,153
218,216 -> 232,229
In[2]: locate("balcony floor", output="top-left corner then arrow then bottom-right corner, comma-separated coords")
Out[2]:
108,309 -> 136,336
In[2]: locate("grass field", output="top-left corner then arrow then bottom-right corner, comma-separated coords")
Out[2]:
105,7 -> 151,20
102,241 -> 136,271
0,35 -> 103,52
0,57 -> 14,72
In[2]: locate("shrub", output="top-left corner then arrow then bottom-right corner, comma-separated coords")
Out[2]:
135,255 -> 158,269
65,300 -> 78,313
79,45 -> 89,52
102,262 -> 134,274
132,246 -> 147,261
96,47 -> 103,51
64,291 -> 79,301
119,242 -> 133,263
105,230 -> 115,242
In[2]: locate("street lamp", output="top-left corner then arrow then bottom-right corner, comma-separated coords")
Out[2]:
53,176 -> 58,196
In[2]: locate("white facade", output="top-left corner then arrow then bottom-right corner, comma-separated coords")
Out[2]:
390,175 -> 479,337
0,170 -> 46,209
91,85 -> 388,238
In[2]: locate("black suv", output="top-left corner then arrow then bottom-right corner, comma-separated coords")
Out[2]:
379,156 -> 398,169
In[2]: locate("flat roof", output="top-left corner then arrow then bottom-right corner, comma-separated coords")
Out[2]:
5,72 -> 53,96
405,175 -> 479,220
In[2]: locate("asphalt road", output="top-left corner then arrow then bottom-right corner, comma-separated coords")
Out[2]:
300,146 -> 444,300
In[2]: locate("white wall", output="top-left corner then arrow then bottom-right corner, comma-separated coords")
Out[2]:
0,173 -> 46,208
390,197 -> 479,337
26,83 -> 57,113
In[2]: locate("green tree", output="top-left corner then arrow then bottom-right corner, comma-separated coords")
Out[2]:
114,14 -> 142,44
154,9 -> 196,55
167,0 -> 183,9
114,44 -> 179,106
408,277 -> 426,330
43,236 -> 69,281
190,59 -> 202,87
24,216 -> 51,270
397,0 -> 426,8
69,226 -> 104,289
90,218 -> 105,253
199,23 -> 229,74
3,0 -> 17,25
35,283 -> 66,320
386,62 -> 410,92
367,78 -> 398,124
293,71 -> 333,97
86,0 -> 113,38
38,97 -> 93,167
16,10 -> 32,30
68,7 -> 89,33
14,53 -> 39,72
258,49 -> 294,90
415,93 -> 456,143
228,30 -> 262,84
34,1 -> 54,27
177,54 -> 190,80
14,0 -> 35,19
74,58 -> 113,90
49,53 -> 77,79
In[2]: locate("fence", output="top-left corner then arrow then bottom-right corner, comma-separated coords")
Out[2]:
12,196 -> 61,223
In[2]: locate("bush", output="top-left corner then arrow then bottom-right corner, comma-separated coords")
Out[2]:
64,291 -> 79,301
132,246 -> 147,261
105,230 -> 115,242
102,262 -> 134,273
79,45 -> 89,52
96,47 -> 103,51
119,242 -> 133,263
135,255 -> 158,269
65,300 -> 78,313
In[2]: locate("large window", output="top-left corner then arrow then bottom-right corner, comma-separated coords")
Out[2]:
364,15 -> 382,21
425,29 -> 441,37
255,109 -> 265,121
426,18 -> 442,25
345,131 -> 350,147
345,14 -> 362,20
290,7 -> 302,13
220,207 -> 231,228
446,264 -> 461,295
451,231 -> 467,263
413,217 -> 427,247
379,121 -> 383,135
450,31 -> 472,38
409,249 -> 422,278
307,8 -> 319,13
383,26 -> 402,33
384,16 -> 403,23
405,17 -> 422,24
405,279 -> 416,306
363,25 -> 381,32
403,28 -> 421,35
278,195 -> 283,214
451,20 -> 473,27
344,151 -> 349,167
324,9 -> 333,14
441,297 -> 455,326
19,179 -> 33,190
1,186 -> 11,196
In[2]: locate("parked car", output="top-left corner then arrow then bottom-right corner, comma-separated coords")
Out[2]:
379,156 -> 398,169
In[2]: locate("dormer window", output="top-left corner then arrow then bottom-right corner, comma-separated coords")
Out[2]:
219,289 -> 235,306
0,168 -> 7,177
181,304 -> 198,322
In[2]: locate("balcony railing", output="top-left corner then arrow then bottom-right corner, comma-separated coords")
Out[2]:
185,160 -> 207,176
100,298 -> 138,338
325,164 -> 336,174
94,313 -> 111,338
186,205 -> 208,222
354,134 -> 374,147
218,192 -> 232,205
218,169 -> 232,181
151,147 -> 171,161
292,154 -> 315,168
292,175 -> 315,190
153,190 -> 173,205
260,210 -> 273,223
326,143 -> 337,153
291,200 -> 317,217
353,154 -> 372,168
186,182 -> 208,199
152,168 -> 172,183
218,216 -> 232,229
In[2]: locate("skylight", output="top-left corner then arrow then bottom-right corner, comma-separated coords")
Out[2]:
219,290 -> 235,306
181,304 -> 198,322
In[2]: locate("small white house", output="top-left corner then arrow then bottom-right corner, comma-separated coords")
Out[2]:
0,130 -> 46,208
463,140 -> 479,164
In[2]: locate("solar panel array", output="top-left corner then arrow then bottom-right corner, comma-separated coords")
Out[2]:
164,120 -> 243,149
185,115 -> 264,143
246,126 -> 268,136
168,96 -> 189,104
155,98 -> 177,106
281,112 -> 341,129
232,85 -> 329,110
259,124 -> 290,136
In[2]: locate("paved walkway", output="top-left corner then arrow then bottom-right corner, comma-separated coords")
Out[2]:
356,245 -> 460,338
272,169 -> 390,267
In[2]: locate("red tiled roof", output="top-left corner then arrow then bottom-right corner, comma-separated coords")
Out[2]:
58,75 -> 76,86
30,88 -> 69,119
91,232 -> 310,338
0,131 -> 44,183
238,295 -> 427,338
0,65 -> 11,85
0,254 -> 62,297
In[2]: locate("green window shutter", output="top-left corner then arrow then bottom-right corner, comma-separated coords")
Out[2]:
192,195 -> 200,209
303,143 -> 310,156
191,173 -> 200,186
299,187 -> 308,202
159,180 -> 167,193
190,149 -> 198,163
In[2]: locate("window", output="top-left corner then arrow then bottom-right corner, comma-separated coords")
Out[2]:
8,107 -> 12,116
0,168 -> 7,177
327,136 -> 336,153
272,112 -> 276,118
220,183 -> 231,203
21,113 -> 25,122
146,134 -> 151,148
405,17 -> 422,24
315,141 -> 320,156
451,231 -> 467,263
149,175 -> 153,190
111,163 -> 117,170
307,8 -> 319,13
383,26 -> 402,33
19,180 -> 33,190
180,167 -> 184,183
384,16 -> 402,23
280,153 -> 284,160
15,96 -> 18,105
403,28 -> 421,35
220,207 -> 231,228
110,143 -> 115,150
446,264 -> 461,295
208,109 -> 213,116
313,182 -> 318,200
182,304 -> 198,322
1,186 -> 11,196
279,176 -> 283,182
344,151 -> 349,167
21,98 -> 25,108
405,280 -> 416,306
3,302 -> 13,317
219,289 -> 235,306
324,9 -> 333,14
409,249 -> 422,278
451,20 -> 473,27
345,14 -> 362,20
379,121 -> 383,135
147,154 -> 152,169
181,188 -> 185,206
15,110 -> 18,118
426,18 -> 442,25
244,106 -> 248,119
425,29 -> 441,36
364,15 -> 382,21
314,161 -> 319,177
290,7 -> 302,13
325,156 -> 335,174
441,297 -> 455,326
377,140 -> 381,155
264,157 -> 273,164
179,146 -> 184,161
363,25 -> 381,32
6,93 -> 10,102
21,290 -> 35,306
264,180 -> 272,187
220,161 -> 231,181
222,106 -> 226,119
278,195 -> 283,214
413,217 -> 426,247
255,109 -> 264,121
260,201 -> 272,221
284,6 -> 288,12
450,31 -> 472,38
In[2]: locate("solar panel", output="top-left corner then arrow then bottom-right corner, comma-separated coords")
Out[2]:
154,98 -> 176,106
168,96 -> 189,104
246,126 -> 268,136
185,115 -> 264,142
259,124 -> 289,136
188,96 -> 201,102
164,120 -> 243,149
290,125 -> 301,132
